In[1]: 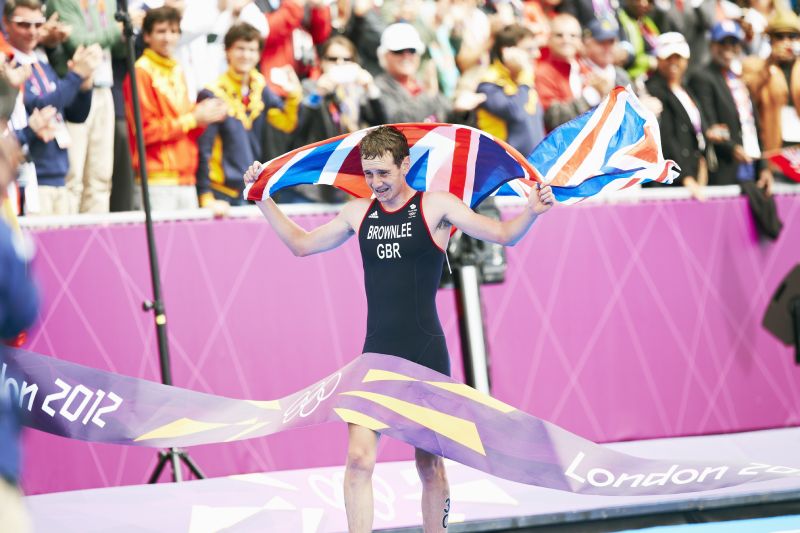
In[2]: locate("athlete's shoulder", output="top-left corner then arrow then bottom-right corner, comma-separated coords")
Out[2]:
339,197 -> 373,230
341,197 -> 372,213
423,190 -> 460,203
423,190 -> 465,211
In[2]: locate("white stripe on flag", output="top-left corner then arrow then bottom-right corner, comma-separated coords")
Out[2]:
319,131 -> 369,185
544,89 -> 635,186
410,126 -> 456,193
263,147 -> 316,200
564,94 -> 630,186
543,92 -> 614,184
462,128 -> 481,205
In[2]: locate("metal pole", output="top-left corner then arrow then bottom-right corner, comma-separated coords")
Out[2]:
117,7 -> 173,388
792,299 -> 800,366
454,264 -> 491,394
116,1 -> 203,482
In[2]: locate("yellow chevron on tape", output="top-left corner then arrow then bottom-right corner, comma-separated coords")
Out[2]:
341,390 -> 486,455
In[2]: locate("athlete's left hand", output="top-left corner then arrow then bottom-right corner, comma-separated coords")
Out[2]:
529,183 -> 555,214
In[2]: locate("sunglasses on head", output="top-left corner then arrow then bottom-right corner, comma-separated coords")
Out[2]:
389,48 -> 417,55
323,55 -> 353,63
11,17 -> 45,29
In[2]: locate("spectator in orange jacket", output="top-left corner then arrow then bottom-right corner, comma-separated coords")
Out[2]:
123,6 -> 227,211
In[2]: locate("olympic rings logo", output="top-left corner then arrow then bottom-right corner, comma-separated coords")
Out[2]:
282,372 -> 342,424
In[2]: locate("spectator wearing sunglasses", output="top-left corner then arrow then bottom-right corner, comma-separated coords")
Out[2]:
375,22 -> 485,125
3,0 -> 101,215
743,9 -> 800,183
294,35 -> 384,143
285,35 -> 386,203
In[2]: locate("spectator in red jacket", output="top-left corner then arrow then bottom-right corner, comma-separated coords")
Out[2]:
256,0 -> 332,94
535,13 -> 597,130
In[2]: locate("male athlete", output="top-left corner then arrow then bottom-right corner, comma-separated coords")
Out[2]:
243,125 -> 554,532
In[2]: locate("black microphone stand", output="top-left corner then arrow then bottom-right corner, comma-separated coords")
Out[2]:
115,0 -> 204,483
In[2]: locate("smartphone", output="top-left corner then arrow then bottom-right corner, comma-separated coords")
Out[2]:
270,67 -> 290,88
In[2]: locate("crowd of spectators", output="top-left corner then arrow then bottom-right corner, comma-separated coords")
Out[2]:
1,0 -> 799,215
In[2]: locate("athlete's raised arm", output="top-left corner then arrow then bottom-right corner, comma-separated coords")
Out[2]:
243,161 -> 370,257
423,184 -> 554,247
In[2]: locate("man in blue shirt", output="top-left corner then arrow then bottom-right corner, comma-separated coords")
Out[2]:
0,77 -> 38,533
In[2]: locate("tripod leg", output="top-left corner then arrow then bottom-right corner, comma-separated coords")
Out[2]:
148,451 -> 169,484
180,451 -> 206,480
169,447 -> 183,483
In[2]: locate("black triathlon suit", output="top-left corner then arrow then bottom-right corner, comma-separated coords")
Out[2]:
358,191 -> 451,376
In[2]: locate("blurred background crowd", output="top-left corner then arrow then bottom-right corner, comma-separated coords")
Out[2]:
1,0 -> 800,217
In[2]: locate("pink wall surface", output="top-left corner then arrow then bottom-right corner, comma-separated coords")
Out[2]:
19,195 -> 800,494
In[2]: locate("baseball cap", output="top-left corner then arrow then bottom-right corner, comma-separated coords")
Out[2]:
655,32 -> 691,59
710,20 -> 745,43
585,18 -> 619,42
379,23 -> 426,54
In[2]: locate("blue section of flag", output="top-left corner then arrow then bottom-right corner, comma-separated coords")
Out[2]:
249,88 -> 677,206
406,150 -> 430,192
267,138 -> 346,195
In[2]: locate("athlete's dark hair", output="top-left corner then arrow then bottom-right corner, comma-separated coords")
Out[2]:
358,126 -> 409,167
143,6 -> 181,37
224,23 -> 263,52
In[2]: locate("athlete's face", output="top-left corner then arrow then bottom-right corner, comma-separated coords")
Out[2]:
362,152 -> 410,205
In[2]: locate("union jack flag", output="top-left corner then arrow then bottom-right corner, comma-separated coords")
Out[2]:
766,145 -> 800,183
244,87 -> 678,206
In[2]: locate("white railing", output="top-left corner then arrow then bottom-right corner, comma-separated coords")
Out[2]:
18,183 -> 800,230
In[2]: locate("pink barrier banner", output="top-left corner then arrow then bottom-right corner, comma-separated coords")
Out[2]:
5,348 -> 800,496
19,195 -> 800,494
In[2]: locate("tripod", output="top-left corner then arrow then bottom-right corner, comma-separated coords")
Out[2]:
115,1 -> 204,483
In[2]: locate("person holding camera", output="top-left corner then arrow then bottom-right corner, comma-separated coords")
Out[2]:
282,35 -> 385,203
294,35 -> 384,143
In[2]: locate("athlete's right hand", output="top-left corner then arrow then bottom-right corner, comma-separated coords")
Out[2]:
243,161 -> 263,185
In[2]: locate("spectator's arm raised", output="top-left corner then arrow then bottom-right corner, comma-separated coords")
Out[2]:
22,45 -> 98,113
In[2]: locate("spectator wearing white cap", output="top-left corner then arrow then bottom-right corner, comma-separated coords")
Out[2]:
645,32 -> 707,200
374,22 -> 485,123
688,21 -> 773,191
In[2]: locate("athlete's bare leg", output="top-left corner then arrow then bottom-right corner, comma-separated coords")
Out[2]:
416,448 -> 450,532
344,423 -> 380,533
